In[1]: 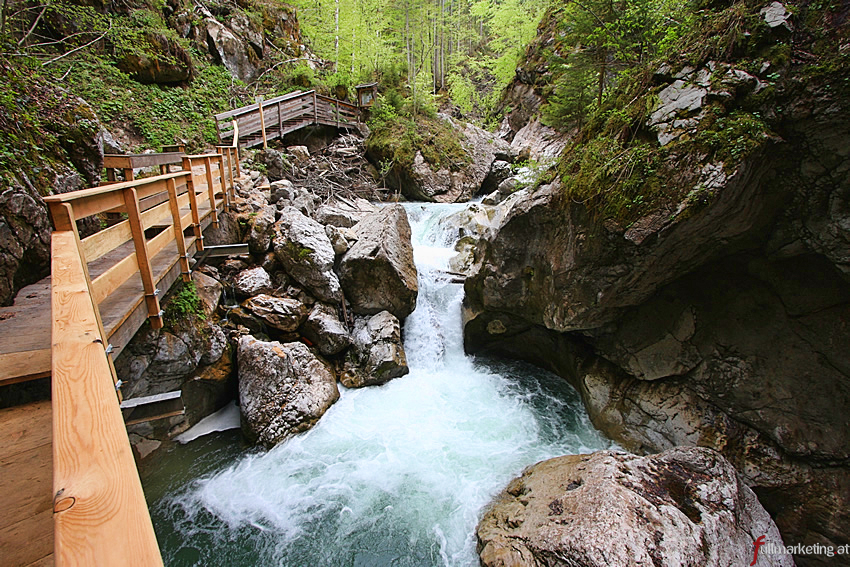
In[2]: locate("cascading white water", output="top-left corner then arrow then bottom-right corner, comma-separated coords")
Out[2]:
149,202 -> 612,566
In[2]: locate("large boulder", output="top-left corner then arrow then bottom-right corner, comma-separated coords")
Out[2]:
114,32 -> 193,84
0,185 -> 51,306
273,207 -> 342,303
237,336 -> 339,447
478,447 -> 793,567
340,311 -> 408,388
242,294 -> 307,333
339,205 -> 418,320
248,205 -> 277,255
302,303 -> 351,356
233,266 -> 273,298
191,271 -> 222,317
204,18 -> 259,83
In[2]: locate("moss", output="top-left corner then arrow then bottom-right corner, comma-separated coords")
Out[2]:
365,98 -> 471,174
164,281 -> 206,327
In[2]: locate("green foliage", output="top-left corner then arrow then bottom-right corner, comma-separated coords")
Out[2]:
366,94 -> 470,175
695,108 -> 770,162
47,57 -> 240,151
164,281 -> 206,327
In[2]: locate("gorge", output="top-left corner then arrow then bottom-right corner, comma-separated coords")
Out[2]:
0,0 -> 848,564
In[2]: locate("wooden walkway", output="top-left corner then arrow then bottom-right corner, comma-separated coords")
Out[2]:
215,90 -> 361,149
0,148 -> 241,566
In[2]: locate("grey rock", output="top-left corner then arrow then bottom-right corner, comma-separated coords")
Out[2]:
273,206 -> 342,303
234,266 -> 273,298
256,148 -> 288,182
341,311 -> 408,388
287,145 -> 310,166
302,303 -> 351,356
248,205 -> 277,255
478,447 -> 793,567
242,294 -> 307,332
648,80 -> 707,127
270,179 -> 295,203
191,271 -> 223,317
325,224 -> 350,256
204,18 -> 258,82
339,204 -> 418,320
761,1 -> 792,29
238,336 -> 339,447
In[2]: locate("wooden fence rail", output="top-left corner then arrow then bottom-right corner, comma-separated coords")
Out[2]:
42,150 -> 239,565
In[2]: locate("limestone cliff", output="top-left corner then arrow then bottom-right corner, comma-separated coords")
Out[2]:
464,0 -> 850,562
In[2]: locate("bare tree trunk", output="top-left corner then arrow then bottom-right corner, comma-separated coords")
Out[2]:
335,0 -> 340,71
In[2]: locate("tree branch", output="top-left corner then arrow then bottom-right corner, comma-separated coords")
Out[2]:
42,20 -> 111,66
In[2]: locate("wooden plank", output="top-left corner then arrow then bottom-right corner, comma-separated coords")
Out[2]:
26,553 -> 55,567
0,505 -> 54,567
51,230 -> 163,566
214,90 -> 306,121
80,221 -> 132,264
0,399 -> 51,463
0,349 -> 51,386
1,441 -> 53,527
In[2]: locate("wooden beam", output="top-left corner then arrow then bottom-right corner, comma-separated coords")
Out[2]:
182,157 -> 204,253
166,177 -> 191,282
50,230 -> 163,567
203,157 -> 219,228
122,188 -> 162,330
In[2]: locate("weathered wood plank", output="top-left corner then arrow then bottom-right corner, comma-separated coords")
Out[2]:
1,441 -> 53,528
0,505 -> 53,567
0,350 -> 51,386
50,230 -> 163,566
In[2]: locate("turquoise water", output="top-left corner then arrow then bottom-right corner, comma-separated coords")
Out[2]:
143,203 -> 611,566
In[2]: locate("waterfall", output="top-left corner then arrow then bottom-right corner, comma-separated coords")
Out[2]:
149,202 -> 611,567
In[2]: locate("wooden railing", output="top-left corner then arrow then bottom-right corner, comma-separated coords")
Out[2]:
215,90 -> 361,149
43,151 -> 238,565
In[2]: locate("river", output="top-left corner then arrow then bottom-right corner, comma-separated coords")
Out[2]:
143,202 -> 611,566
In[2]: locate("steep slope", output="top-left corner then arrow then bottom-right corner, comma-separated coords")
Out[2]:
464,0 -> 850,561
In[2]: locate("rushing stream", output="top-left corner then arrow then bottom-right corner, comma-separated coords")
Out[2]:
144,202 -> 612,567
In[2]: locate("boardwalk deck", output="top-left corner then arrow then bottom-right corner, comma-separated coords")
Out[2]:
0,148 -> 242,564
0,400 -> 53,567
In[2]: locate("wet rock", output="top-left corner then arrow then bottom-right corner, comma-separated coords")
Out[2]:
203,211 -> 243,246
302,302 -> 351,356
242,294 -> 307,332
314,199 -> 377,228
480,160 -> 513,196
341,311 -> 408,388
233,266 -> 273,298
238,336 -> 339,447
273,206 -> 342,303
339,204 -> 418,320
478,447 -> 793,567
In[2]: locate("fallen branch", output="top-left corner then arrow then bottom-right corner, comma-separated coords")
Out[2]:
42,21 -> 111,66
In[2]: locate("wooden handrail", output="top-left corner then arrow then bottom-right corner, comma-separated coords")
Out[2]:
45,148 -> 240,563
51,229 -> 164,566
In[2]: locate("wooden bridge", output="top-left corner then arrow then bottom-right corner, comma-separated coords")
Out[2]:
214,90 -> 361,149
0,146 -> 242,566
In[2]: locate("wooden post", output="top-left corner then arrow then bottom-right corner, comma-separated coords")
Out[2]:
278,101 -> 283,141
203,156 -> 219,228
233,145 -> 241,177
106,168 -> 116,182
257,96 -> 268,149
182,157 -> 204,253
123,187 -> 163,330
217,154 -> 229,211
313,91 -> 318,125
123,168 -> 134,182
215,116 -> 222,144
227,148 -> 236,200
166,177 -> 191,282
